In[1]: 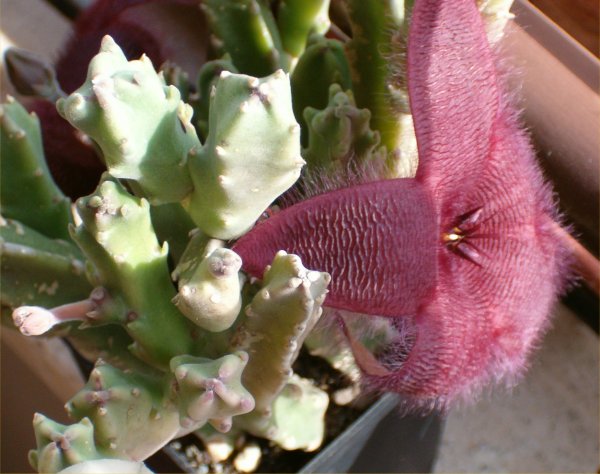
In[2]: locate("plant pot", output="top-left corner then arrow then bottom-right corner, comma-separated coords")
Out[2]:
156,394 -> 443,474
302,394 -> 443,474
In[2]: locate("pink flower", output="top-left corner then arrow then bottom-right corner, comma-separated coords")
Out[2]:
233,0 -> 572,408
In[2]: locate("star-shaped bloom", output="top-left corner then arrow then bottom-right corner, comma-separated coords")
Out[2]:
233,0 -> 571,408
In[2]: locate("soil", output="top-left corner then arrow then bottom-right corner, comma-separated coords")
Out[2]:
147,349 -> 368,473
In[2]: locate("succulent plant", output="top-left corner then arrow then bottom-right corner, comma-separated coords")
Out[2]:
1,0 -> 584,472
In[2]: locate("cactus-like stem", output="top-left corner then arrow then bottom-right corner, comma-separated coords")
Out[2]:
302,84 -> 386,169
63,323 -> 154,376
1,217 -> 91,310
290,36 -> 352,143
62,354 -> 254,463
343,0 -> 418,176
0,98 -> 71,240
231,251 -> 329,420
56,36 -> 199,205
70,174 -> 201,367
201,0 -> 287,76
66,360 -> 181,462
173,237 -> 244,332
149,202 -> 196,265
170,352 -> 255,433
238,374 -> 329,451
29,416 -> 105,474
194,58 -> 239,140
186,70 -> 304,239
268,374 -> 328,451
12,286 -> 156,341
277,0 -> 331,65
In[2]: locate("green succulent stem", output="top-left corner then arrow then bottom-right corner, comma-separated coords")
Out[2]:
202,0 -> 288,76
59,354 -> 254,464
70,175 -> 203,368
56,37 -> 199,205
194,58 -> 239,140
1,217 -> 90,310
186,70 -> 303,239
65,361 -> 181,461
344,0 -> 417,175
302,84 -> 386,169
172,237 -> 244,333
0,98 -> 71,240
231,251 -> 329,411
29,416 -> 105,473
277,0 -> 331,62
229,252 -> 330,450
290,35 -> 352,144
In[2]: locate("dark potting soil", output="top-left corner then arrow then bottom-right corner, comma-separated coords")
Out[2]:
149,349 -> 368,473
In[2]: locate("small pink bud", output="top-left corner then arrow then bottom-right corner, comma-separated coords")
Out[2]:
12,306 -> 60,336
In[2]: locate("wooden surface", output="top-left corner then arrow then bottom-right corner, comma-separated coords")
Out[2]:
508,5 -> 599,252
530,0 -> 599,57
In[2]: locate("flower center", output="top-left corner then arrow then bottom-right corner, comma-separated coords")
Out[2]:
441,208 -> 484,265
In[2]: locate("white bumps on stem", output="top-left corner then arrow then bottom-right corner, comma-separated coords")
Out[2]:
173,246 -> 243,332
91,74 -> 116,110
170,352 -> 255,431
186,69 -> 303,239
56,36 -> 197,204
231,252 -> 330,451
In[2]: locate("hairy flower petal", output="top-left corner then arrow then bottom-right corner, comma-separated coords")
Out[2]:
234,0 -> 572,408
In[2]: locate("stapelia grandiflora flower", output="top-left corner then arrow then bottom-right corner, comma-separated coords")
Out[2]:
233,0 -> 572,409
